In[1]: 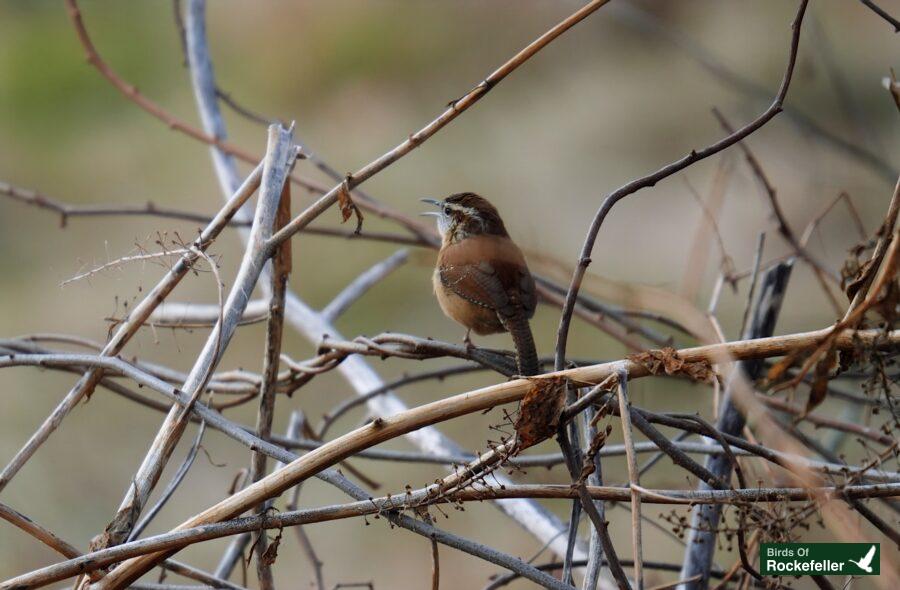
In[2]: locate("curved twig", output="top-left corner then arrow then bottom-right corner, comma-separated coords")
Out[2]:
554,0 -> 810,369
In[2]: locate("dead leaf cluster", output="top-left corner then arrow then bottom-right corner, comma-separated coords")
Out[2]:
628,347 -> 715,383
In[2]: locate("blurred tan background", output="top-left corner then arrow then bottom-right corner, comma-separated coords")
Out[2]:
1,0 -> 897,588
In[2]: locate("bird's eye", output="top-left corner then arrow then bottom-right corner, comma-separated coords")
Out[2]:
443,206 -> 451,215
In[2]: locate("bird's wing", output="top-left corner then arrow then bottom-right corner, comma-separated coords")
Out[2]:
439,260 -> 532,319
439,262 -> 509,312
861,545 -> 876,566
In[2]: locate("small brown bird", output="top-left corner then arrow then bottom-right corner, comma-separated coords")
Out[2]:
421,193 -> 539,376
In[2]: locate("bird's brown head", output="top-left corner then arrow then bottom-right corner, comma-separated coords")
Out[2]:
421,192 -> 509,244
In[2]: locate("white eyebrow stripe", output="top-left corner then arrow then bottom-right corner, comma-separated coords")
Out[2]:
445,203 -> 478,218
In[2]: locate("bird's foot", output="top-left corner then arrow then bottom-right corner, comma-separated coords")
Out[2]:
463,329 -> 475,350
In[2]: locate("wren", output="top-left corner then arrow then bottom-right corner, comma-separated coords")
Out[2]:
422,193 -> 539,376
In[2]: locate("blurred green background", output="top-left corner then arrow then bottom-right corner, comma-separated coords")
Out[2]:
1,1 -> 897,588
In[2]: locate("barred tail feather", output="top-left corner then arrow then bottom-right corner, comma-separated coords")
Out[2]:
503,316 -> 540,376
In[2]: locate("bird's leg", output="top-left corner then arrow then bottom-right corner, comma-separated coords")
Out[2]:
463,328 -> 474,350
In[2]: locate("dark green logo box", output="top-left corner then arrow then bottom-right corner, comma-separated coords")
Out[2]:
760,543 -> 880,576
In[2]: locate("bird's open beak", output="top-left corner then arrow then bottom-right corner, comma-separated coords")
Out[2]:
419,198 -> 442,217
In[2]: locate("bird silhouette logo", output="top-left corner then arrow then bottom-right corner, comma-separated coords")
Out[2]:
847,545 -> 877,573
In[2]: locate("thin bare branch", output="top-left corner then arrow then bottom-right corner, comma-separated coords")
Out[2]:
608,2 -> 897,183
321,250 -> 409,322
268,0 -> 614,249
281,413 -> 325,590
616,369 -> 643,590
0,500 -> 242,590
128,422 -> 208,542
6,481 -> 899,590
857,0 -> 900,31
712,107 -> 844,315
555,0 -> 810,369
248,181 -> 292,590
94,125 -> 295,550
0,161 -> 264,494
4,345 -> 897,485
0,180 -> 425,246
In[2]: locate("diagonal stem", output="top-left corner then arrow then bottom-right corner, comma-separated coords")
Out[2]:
0,163 -> 263,494
247,181 -> 292,590
615,369 -> 643,590
94,125 -> 295,551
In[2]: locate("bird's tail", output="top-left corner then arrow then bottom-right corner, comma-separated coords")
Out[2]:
503,315 -> 540,376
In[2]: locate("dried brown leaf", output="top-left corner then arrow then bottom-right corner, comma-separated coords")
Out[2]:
260,528 -> 283,566
514,377 -> 567,451
844,258 -> 873,300
578,423 -> 611,484
578,461 -> 595,482
628,347 -> 714,383
337,180 -> 364,234
806,347 -> 837,413
337,181 -> 353,223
